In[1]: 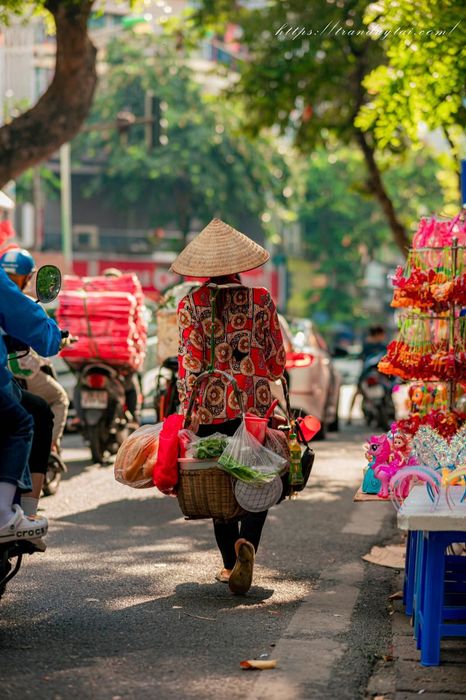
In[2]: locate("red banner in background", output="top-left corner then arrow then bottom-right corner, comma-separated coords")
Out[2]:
73,259 -> 177,299
72,258 -> 283,305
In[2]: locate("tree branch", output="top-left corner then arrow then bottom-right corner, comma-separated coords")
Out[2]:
443,126 -> 462,193
0,1 -> 97,188
355,127 -> 410,255
348,43 -> 409,257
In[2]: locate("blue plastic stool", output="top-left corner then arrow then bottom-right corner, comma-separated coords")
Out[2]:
403,530 -> 420,617
413,530 -> 466,666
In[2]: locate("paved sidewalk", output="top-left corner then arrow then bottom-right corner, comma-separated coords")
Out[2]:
249,496 -> 399,700
366,558 -> 466,699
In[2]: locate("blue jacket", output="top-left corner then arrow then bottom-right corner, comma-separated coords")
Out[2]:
0,267 -> 62,387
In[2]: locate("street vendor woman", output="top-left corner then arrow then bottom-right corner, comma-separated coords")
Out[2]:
171,218 -> 286,594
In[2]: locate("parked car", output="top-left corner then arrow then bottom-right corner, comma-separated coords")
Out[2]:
271,316 -> 341,438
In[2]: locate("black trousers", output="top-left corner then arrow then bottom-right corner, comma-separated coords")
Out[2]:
21,389 -> 54,477
197,418 -> 268,570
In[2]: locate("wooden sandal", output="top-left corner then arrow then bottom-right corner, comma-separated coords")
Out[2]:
228,539 -> 255,595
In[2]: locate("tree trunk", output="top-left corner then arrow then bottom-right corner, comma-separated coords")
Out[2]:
355,127 -> 410,257
347,42 -> 410,258
443,126 -> 462,194
0,1 -> 97,189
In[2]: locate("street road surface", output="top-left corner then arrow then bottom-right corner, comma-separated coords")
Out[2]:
0,423 -> 397,700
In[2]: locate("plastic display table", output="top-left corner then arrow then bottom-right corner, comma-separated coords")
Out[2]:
398,485 -> 466,532
397,486 -> 466,666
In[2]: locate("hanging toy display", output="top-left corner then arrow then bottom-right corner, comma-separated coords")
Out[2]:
359,210 -> 466,501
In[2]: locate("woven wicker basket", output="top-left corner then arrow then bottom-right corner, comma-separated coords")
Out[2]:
177,462 -> 246,521
177,368 -> 247,521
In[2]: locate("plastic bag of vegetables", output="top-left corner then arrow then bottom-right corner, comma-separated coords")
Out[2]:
186,433 -> 230,459
218,422 -> 287,483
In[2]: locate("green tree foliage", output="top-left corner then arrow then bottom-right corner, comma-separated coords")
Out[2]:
294,147 -> 445,325
75,34 -> 292,245
356,0 -> 466,161
15,166 -> 60,203
192,0 -> 465,254
0,0 -> 99,187
194,0 -> 383,147
0,1 -> 36,23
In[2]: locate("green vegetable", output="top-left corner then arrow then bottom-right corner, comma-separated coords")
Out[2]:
218,454 -> 275,483
194,437 -> 228,459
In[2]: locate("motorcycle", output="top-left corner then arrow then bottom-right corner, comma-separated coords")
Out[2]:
72,362 -> 132,464
1,264 -> 63,599
12,360 -> 69,497
43,449 -> 67,496
358,352 -> 396,431
39,360 -> 69,495
0,540 -> 44,600
10,378 -> 68,496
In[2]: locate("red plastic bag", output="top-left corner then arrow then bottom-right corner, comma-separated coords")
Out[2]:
153,414 -> 184,494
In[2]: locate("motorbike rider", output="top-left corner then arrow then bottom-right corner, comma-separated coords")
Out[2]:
361,325 -> 387,363
102,267 -> 142,425
0,258 -> 61,543
1,250 -> 70,453
1,249 -> 61,520
347,326 -> 388,425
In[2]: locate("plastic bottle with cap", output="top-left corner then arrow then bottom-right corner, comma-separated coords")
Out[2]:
288,432 -> 303,493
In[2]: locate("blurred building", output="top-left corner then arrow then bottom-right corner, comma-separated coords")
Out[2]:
1,3 -> 287,303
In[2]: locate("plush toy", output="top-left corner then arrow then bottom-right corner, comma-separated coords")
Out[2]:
363,430 -> 418,499
387,428 -> 418,498
362,435 -> 389,495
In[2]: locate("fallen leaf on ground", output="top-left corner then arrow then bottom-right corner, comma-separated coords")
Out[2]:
388,590 -> 403,601
240,659 -> 278,670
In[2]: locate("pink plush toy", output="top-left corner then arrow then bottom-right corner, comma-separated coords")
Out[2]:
365,434 -> 391,465
366,435 -> 393,498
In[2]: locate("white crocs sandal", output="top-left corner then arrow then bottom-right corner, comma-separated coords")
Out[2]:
0,505 -> 48,543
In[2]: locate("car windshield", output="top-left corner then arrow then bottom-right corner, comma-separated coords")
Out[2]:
288,319 -> 321,351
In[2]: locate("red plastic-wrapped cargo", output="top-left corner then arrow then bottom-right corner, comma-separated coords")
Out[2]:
57,274 -> 148,372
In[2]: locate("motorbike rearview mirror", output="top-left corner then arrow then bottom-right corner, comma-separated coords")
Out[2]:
36,265 -> 62,304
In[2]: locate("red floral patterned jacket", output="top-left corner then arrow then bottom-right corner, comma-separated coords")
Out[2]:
177,283 -> 286,424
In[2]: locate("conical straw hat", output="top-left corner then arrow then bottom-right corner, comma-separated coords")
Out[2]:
170,218 -> 270,277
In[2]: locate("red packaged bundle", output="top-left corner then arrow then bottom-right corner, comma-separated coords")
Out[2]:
57,274 -> 148,371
